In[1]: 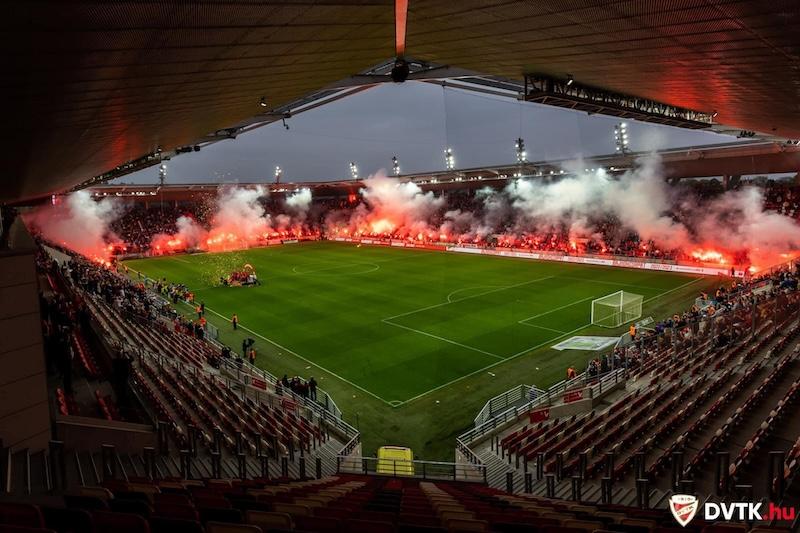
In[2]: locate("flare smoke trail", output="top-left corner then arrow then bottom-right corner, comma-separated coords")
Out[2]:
152,185 -> 315,253
26,191 -> 122,262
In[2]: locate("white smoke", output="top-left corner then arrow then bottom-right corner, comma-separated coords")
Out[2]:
326,155 -> 800,267
27,191 -> 122,261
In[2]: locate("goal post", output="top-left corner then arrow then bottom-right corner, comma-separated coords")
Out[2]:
591,290 -> 643,328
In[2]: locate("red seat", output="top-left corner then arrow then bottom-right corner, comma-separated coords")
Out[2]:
346,519 -> 396,533
0,527 -> 56,533
295,515 -> 341,532
153,504 -> 199,522
92,511 -> 151,533
0,504 -> 44,528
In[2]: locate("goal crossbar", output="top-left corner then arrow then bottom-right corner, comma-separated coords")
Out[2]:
591,290 -> 643,328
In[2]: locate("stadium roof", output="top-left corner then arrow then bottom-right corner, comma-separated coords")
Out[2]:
4,1 -> 800,203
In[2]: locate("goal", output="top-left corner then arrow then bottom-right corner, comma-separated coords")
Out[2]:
591,290 -> 643,328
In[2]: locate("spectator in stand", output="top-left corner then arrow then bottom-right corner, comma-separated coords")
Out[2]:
308,377 -> 318,400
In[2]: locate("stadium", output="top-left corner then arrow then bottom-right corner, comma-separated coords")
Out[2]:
2,1 -> 800,532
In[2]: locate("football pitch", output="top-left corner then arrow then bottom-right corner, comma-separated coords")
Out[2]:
126,241 -> 704,404
125,241 -> 717,457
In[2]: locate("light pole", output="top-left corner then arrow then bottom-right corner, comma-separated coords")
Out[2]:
614,122 -> 629,154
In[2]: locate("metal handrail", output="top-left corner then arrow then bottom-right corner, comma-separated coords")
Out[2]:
474,384 -> 542,426
458,367 -> 627,445
338,433 -> 361,458
127,264 -> 346,422
337,455 -> 487,483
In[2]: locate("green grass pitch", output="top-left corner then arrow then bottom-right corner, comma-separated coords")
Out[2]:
124,241 -> 719,458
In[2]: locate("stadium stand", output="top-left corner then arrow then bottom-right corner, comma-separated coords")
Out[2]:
455,268 -> 800,514
19,247 -> 354,493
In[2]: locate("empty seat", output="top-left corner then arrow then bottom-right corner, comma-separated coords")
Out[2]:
0,504 -> 44,528
244,510 -> 293,531
205,523 -> 260,533
149,517 -> 203,533
271,503 -> 311,518
64,495 -> 109,511
346,519 -> 396,533
109,499 -> 152,518
92,511 -> 151,533
41,506 -> 93,533
153,504 -> 198,522
199,508 -> 242,525
443,518 -> 488,532
0,527 -> 57,533
295,516 -> 341,532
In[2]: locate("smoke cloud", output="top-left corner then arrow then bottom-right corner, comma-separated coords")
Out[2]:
26,191 -> 122,263
326,158 -> 800,268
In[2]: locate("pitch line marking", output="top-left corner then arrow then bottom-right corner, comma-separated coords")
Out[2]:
642,276 -> 705,303
518,323 -> 567,334
381,319 -> 505,361
133,252 -> 706,408
197,305 -> 396,407
446,286 -> 504,303
397,323 -> 591,406
382,275 -> 556,322
517,294 -> 598,325
396,277 -> 707,406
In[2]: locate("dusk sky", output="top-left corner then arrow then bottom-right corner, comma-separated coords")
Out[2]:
122,81 -> 736,185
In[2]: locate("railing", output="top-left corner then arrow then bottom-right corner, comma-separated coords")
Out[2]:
218,355 -> 343,421
338,433 -> 361,458
127,265 -> 346,422
458,367 -> 627,446
474,384 -> 543,427
337,455 -> 487,483
136,346 -> 359,442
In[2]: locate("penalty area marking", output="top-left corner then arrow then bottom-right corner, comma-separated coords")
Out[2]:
381,319 -> 505,361
518,323 -> 567,334
395,277 -> 708,406
446,286 -> 504,303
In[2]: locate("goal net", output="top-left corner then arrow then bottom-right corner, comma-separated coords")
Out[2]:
591,291 -> 643,328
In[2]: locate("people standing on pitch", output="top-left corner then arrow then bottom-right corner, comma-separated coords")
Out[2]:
248,347 -> 256,365
232,313 -> 238,330
566,366 -> 577,380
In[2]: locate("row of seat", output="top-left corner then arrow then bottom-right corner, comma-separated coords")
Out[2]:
730,377 -> 800,487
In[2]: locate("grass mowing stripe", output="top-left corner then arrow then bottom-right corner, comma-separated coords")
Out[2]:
382,275 -> 556,321
380,319 -> 505,360
518,323 -> 567,334
397,322 -> 592,406
518,294 -> 599,324
199,305 -> 397,407
642,276 -> 705,303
